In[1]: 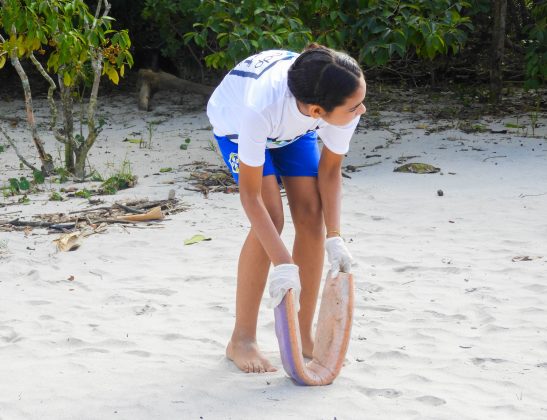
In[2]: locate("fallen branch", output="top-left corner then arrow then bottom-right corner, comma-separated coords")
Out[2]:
114,202 -> 146,214
0,196 -> 188,233
0,124 -> 40,173
137,68 -> 215,111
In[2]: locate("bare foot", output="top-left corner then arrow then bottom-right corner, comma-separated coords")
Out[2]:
301,335 -> 314,359
226,339 -> 277,373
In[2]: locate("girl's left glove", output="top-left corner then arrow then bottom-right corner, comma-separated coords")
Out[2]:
325,236 -> 354,277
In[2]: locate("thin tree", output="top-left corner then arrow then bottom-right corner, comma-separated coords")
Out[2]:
0,0 -> 132,178
491,0 -> 508,103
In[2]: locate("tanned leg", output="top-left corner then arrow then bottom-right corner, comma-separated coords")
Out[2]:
226,175 -> 284,373
282,176 -> 325,358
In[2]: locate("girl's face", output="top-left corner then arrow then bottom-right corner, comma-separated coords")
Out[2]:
321,77 -> 367,126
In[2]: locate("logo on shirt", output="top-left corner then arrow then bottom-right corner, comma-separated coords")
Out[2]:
229,51 -> 296,79
229,152 -> 240,174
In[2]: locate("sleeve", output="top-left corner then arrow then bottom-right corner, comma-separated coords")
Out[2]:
237,108 -> 270,167
316,116 -> 361,155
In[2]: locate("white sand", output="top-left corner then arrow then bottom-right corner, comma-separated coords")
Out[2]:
1,90 -> 546,420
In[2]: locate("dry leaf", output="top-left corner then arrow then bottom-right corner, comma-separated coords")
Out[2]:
53,231 -> 83,252
184,234 -> 211,245
118,206 -> 164,222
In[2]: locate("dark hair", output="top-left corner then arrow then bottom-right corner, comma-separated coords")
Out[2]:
287,43 -> 364,112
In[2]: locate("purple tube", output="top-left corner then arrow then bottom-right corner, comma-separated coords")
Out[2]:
274,294 -> 307,385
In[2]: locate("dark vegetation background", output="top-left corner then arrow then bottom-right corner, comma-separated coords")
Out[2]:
1,0 -> 545,110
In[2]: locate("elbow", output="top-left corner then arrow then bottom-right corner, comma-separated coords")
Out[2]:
239,190 -> 261,213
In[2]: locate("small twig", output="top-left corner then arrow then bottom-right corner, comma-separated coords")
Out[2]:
519,192 -> 547,198
483,155 -> 507,162
68,205 -> 113,215
0,210 -> 22,216
113,203 -> 145,214
93,218 -> 135,225
402,280 -> 416,285
0,219 -> 60,228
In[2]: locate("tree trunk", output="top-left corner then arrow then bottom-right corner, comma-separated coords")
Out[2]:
490,0 -> 507,103
59,81 -> 75,173
10,49 -> 55,175
74,146 -> 88,179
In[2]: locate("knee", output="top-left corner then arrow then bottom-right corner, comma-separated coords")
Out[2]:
292,202 -> 323,237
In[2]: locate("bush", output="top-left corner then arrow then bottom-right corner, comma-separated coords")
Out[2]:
524,0 -> 546,89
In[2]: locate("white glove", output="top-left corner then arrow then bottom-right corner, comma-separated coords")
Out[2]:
268,263 -> 301,312
325,236 -> 354,277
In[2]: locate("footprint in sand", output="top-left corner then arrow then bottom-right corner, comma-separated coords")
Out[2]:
126,350 -> 151,358
0,326 -> 22,343
135,304 -> 155,316
360,387 -> 402,398
27,300 -> 52,306
366,305 -> 396,312
416,395 -> 446,406
369,350 -> 410,361
137,288 -> 178,296
77,348 -> 110,354
471,357 -> 507,366
161,333 -> 185,341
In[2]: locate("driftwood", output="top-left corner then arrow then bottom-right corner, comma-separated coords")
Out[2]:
0,197 -> 189,233
137,68 -> 215,111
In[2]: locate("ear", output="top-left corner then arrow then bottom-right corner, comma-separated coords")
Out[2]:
308,104 -> 327,119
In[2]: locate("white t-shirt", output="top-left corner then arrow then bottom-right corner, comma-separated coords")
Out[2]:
207,50 -> 359,167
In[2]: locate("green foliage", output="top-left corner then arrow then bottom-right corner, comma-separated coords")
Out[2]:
54,167 -> 71,183
32,170 -> 45,184
49,191 -> 63,201
7,177 -> 30,193
179,137 -> 191,150
0,144 -> 5,153
100,160 -> 137,195
144,0 -> 311,69
298,0 -> 472,66
524,0 -> 546,89
75,188 -> 92,199
0,0 -> 133,85
89,171 -> 103,182
3,175 -> 44,197
143,0 -> 472,70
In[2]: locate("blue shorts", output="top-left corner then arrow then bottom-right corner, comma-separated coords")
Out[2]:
214,132 -> 320,184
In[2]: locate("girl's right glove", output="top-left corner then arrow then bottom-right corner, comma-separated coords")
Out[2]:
325,236 -> 354,277
269,263 -> 301,311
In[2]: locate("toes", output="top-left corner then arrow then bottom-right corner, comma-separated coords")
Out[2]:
251,362 -> 260,373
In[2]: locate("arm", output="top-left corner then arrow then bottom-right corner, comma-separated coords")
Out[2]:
318,146 -> 354,276
317,146 -> 345,237
238,162 -> 293,266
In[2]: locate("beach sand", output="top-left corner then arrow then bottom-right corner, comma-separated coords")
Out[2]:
1,90 -> 546,419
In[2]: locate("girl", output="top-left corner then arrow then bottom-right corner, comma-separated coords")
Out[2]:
207,44 -> 366,373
